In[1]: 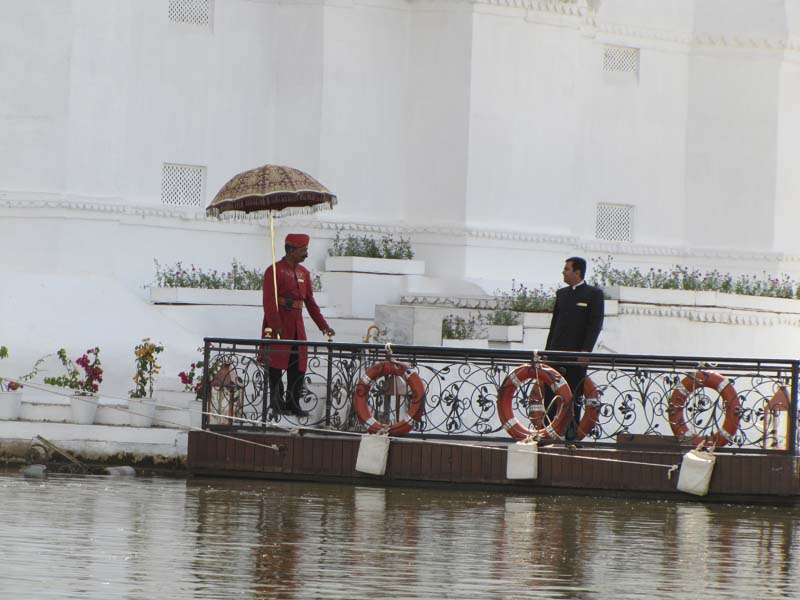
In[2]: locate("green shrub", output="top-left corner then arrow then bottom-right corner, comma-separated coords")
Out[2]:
328,229 -> 414,260
590,256 -> 799,299
441,313 -> 486,340
486,307 -> 520,326
495,280 -> 555,313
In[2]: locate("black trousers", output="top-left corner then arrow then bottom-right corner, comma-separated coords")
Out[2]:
268,346 -> 304,411
545,364 -> 587,441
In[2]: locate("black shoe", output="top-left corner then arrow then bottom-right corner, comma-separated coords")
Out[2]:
565,441 -> 583,450
287,404 -> 309,417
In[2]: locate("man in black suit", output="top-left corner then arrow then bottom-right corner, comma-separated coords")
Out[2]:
544,257 -> 604,445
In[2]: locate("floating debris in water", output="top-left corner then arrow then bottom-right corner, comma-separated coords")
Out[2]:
21,464 -> 47,478
104,466 -> 136,477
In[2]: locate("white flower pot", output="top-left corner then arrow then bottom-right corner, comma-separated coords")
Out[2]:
521,312 -> 552,329
156,390 -> 197,410
325,256 -> 425,275
0,390 -> 23,420
128,398 -> 157,427
488,325 -> 524,342
70,394 -> 99,424
149,287 -> 261,306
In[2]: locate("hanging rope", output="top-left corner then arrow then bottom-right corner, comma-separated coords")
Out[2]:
2,375 -> 682,471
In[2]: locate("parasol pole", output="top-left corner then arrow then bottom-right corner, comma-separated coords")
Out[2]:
269,210 -> 280,339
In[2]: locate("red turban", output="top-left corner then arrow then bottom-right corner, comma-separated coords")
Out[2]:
285,233 -> 310,248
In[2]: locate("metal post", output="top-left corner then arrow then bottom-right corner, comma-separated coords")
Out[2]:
261,339 -> 271,429
324,342 -> 333,427
790,362 -> 799,455
202,339 -> 210,430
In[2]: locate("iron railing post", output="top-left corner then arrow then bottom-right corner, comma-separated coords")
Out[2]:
790,361 -> 799,455
202,339 -> 210,430
261,341 -> 270,429
324,343 -> 333,427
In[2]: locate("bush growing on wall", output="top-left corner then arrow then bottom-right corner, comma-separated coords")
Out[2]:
441,313 -> 487,340
495,281 -> 556,313
153,259 -> 322,292
590,256 -> 800,299
328,229 -> 414,260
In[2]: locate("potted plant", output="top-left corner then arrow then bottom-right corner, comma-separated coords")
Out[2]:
486,307 -> 524,343
149,258 -> 265,306
178,351 -> 221,426
0,346 -> 24,420
495,281 -> 556,328
441,313 -> 489,348
128,338 -> 164,427
324,229 -> 425,318
43,347 -> 103,424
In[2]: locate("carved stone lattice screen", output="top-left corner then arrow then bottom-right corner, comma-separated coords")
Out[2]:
161,163 -> 206,207
168,0 -> 212,27
596,203 -> 633,242
603,45 -> 640,74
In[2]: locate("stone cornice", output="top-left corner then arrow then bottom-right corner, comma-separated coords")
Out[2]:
619,303 -> 800,327
3,197 -> 799,264
468,0 -> 800,55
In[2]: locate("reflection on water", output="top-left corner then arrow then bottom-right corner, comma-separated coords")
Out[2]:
0,469 -> 798,599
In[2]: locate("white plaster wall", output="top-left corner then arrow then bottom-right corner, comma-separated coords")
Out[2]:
683,49 -> 780,251
579,38 -> 689,248
0,0 -> 71,191
272,2 -> 324,176
405,2 -> 472,228
774,58 -> 800,254
318,1 -> 410,223
3,0 -> 800,388
466,6 -> 582,237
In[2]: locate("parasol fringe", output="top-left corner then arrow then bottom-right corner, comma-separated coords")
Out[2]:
206,196 -> 337,219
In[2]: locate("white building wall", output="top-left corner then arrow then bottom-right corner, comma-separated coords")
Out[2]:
3,0 -> 800,396
318,1 -> 410,223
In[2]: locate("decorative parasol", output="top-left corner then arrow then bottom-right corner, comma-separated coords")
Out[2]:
206,164 -> 336,218
207,164 -> 337,334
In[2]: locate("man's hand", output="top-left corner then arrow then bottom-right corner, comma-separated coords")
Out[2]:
264,327 -> 282,339
323,328 -> 336,338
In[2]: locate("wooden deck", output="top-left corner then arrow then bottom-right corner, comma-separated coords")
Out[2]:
187,430 -> 800,504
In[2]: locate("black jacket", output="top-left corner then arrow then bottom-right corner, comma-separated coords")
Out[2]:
545,282 -> 605,352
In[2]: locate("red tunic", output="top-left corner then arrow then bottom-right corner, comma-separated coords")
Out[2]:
261,258 -> 329,371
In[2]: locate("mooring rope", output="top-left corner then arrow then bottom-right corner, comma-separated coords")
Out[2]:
2,376 -> 682,470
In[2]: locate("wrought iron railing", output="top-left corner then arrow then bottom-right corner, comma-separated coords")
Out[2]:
200,337 -> 799,453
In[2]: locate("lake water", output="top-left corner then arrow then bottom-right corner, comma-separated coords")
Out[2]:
0,469 -> 798,600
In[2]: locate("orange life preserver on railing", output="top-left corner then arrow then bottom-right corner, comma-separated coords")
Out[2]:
668,370 -> 740,447
354,361 -> 426,436
497,363 -> 573,441
526,373 -> 600,440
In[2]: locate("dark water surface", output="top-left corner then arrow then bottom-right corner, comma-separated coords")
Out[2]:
0,469 -> 798,600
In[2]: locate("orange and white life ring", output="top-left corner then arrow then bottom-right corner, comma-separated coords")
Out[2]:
526,374 -> 600,440
354,361 -> 426,436
669,370 -> 740,447
497,363 -> 572,441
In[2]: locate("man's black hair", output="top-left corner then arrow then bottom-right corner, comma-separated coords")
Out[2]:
567,256 -> 587,279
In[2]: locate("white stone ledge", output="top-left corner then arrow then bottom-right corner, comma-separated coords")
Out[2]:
606,286 -> 800,314
149,287 -> 331,309
149,287 -> 261,306
325,256 -> 425,275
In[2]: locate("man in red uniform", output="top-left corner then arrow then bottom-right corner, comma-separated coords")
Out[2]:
262,233 -> 335,416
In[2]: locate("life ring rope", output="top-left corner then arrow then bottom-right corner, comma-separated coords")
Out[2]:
497,363 -> 573,441
353,360 -> 426,437
668,370 -> 740,448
